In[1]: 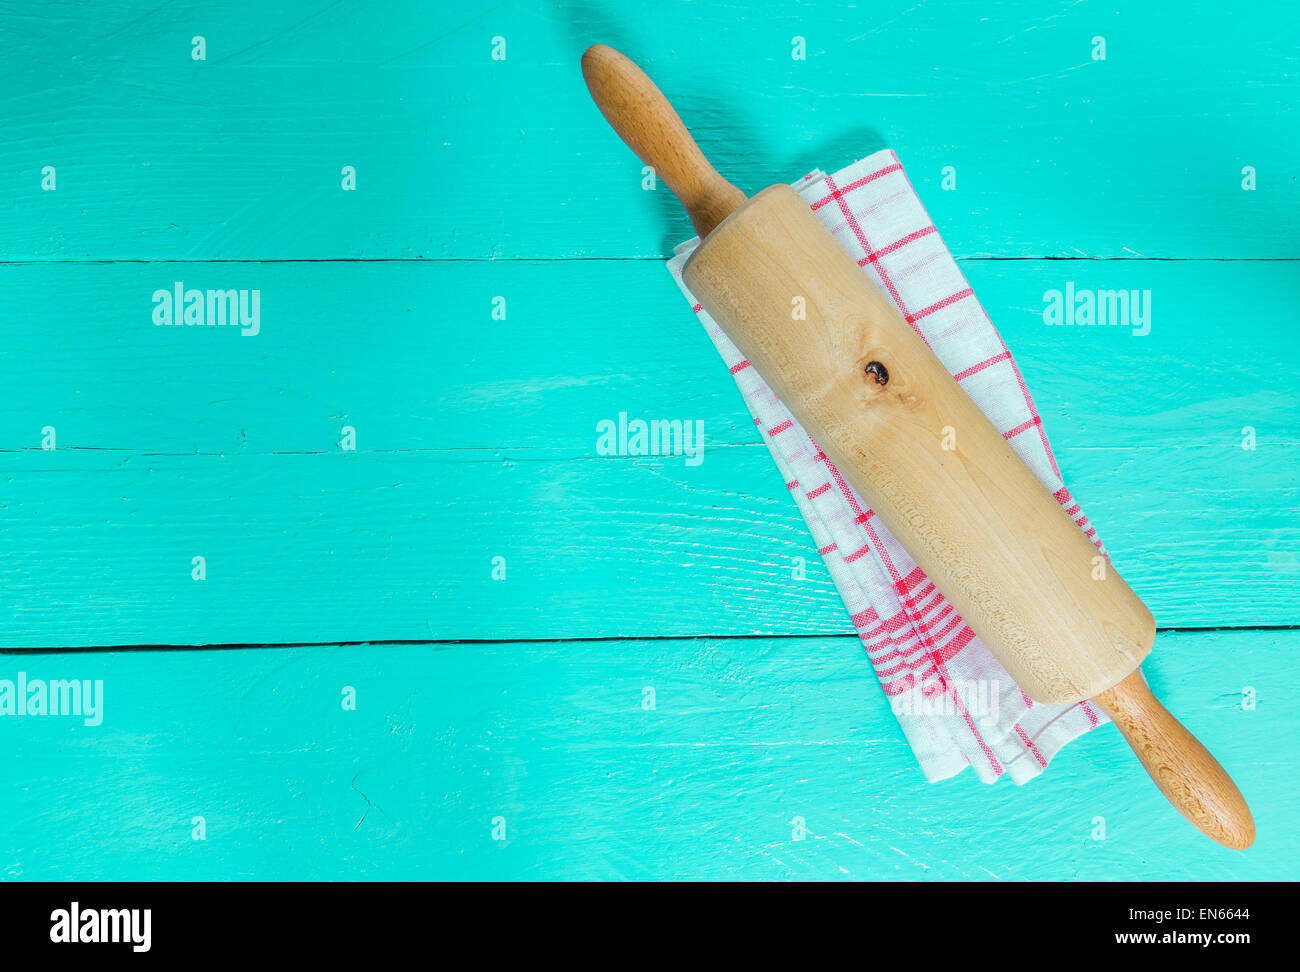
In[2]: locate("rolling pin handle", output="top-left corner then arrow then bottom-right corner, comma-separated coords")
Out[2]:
581,44 -> 746,238
1093,669 -> 1255,850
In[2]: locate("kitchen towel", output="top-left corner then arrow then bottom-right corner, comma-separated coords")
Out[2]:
667,148 -> 1108,784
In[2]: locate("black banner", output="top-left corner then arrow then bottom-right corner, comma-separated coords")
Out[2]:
0,880 -> 1281,958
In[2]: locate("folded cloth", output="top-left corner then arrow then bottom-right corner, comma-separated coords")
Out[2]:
667,148 -> 1109,784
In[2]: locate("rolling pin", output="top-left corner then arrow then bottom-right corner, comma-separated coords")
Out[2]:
582,43 -> 1255,849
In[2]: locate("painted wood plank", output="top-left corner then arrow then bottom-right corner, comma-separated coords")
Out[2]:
0,258 -> 1295,645
1,442 -> 1293,646
1,629 -> 1292,880
1,0 -> 1295,260
2,259 -> 1293,456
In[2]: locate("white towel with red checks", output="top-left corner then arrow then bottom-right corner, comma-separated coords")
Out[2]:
667,149 -> 1108,784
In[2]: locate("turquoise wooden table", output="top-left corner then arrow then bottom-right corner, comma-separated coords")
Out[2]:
1,0 -> 1296,881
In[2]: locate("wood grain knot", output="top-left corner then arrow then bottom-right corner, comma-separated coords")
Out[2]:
864,361 -> 889,386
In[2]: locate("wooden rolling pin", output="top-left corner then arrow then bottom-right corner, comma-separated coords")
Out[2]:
582,43 -> 1255,849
